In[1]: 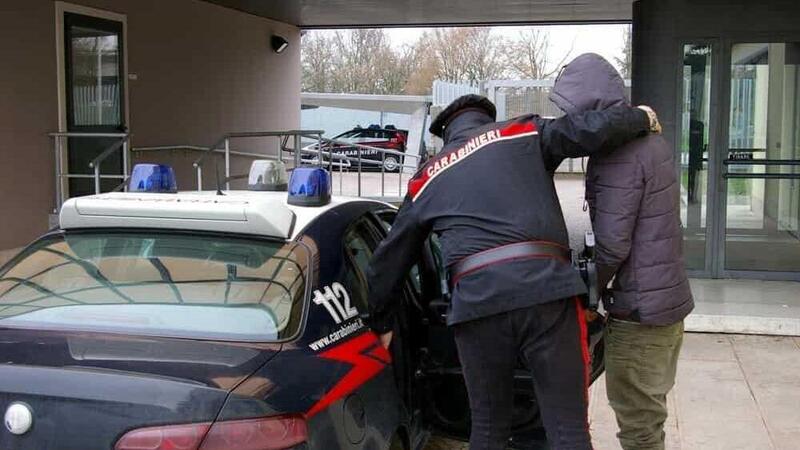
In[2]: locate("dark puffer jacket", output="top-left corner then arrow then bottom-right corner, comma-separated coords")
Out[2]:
551,53 -> 694,325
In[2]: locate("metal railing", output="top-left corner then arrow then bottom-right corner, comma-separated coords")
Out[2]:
49,132 -> 130,211
304,136 -> 422,198
192,131 -> 324,190
51,129 -> 424,209
183,130 -> 422,199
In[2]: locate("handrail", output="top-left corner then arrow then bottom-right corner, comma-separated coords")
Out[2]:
192,130 -> 325,190
724,159 -> 800,166
134,145 -> 285,161
307,136 -> 422,197
48,132 -> 128,138
89,135 -> 131,195
724,173 -> 800,180
49,132 -> 131,211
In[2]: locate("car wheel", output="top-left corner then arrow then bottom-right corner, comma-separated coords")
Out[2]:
383,155 -> 400,172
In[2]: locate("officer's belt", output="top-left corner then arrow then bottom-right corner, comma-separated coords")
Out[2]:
450,241 -> 572,285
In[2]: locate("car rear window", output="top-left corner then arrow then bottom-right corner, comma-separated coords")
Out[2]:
0,232 -> 309,342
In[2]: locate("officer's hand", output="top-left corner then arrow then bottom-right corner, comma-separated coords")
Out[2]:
636,105 -> 662,134
379,331 -> 393,349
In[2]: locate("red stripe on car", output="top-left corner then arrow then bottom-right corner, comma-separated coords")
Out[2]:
306,332 -> 391,418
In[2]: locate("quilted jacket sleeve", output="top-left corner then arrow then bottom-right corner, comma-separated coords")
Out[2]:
587,152 -> 646,288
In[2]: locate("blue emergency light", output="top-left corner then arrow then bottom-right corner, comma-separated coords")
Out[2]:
128,164 -> 178,193
287,167 -> 331,206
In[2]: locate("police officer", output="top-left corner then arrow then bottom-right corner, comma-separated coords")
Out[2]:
364,94 -> 660,450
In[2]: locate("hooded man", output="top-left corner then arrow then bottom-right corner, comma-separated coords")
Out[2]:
551,53 -> 694,450
364,93 -> 661,450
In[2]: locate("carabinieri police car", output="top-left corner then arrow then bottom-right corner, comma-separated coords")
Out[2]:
0,161 -> 605,450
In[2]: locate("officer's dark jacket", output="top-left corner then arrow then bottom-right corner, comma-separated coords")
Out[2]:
365,107 -> 650,332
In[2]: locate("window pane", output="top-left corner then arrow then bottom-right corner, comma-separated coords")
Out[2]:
680,44 -> 712,270
0,233 -> 308,341
725,42 -> 800,272
343,223 -> 375,311
69,25 -> 122,126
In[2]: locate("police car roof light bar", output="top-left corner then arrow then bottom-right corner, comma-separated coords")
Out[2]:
287,167 -> 331,207
128,164 -> 178,193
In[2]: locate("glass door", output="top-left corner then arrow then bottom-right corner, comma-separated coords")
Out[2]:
679,43 -> 715,273
721,42 -> 800,277
64,12 -> 126,197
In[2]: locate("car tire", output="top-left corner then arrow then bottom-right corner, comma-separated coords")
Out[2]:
383,155 -> 400,173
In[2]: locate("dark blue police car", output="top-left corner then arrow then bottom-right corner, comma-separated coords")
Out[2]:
0,163 -> 605,449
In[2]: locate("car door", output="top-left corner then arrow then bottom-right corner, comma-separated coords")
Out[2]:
343,212 -> 430,447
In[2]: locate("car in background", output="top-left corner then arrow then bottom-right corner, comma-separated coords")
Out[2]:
303,125 -> 408,172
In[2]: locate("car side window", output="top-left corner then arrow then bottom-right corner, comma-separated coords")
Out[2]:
342,219 -> 379,312
374,211 -> 423,298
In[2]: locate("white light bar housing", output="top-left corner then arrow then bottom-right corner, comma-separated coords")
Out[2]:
59,192 -> 295,239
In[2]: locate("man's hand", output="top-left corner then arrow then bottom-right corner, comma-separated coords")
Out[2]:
637,105 -> 662,134
379,331 -> 393,349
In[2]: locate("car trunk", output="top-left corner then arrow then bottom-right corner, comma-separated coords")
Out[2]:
0,328 -> 278,450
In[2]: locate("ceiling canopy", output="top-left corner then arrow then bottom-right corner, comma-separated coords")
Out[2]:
204,0 -> 635,28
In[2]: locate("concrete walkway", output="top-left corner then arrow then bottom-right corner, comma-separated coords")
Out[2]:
426,333 -> 800,450
590,333 -> 800,450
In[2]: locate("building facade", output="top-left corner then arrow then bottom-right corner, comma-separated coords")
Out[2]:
633,0 -> 800,282
0,0 -> 301,261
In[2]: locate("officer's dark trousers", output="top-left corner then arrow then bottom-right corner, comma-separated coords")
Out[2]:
453,298 -> 593,450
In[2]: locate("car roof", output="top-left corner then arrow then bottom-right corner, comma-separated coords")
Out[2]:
59,190 -> 391,240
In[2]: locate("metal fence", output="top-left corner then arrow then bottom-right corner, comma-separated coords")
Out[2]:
486,79 -> 633,120
432,80 -> 480,106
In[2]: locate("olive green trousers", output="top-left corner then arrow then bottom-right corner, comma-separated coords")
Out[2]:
604,317 -> 684,450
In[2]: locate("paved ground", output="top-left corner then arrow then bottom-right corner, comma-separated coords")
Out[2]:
424,333 -> 800,450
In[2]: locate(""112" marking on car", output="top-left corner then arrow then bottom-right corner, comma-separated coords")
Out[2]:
313,282 -> 358,324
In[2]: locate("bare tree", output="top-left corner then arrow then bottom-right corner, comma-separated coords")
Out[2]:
615,25 -> 632,78
426,28 -> 506,84
503,29 -> 572,79
301,32 -> 335,92
301,26 -> 586,95
402,32 -> 440,95
302,29 -> 412,94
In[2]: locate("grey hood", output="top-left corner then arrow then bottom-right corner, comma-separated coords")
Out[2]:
550,53 -> 627,114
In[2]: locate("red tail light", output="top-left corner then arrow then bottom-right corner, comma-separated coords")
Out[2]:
115,415 -> 307,450
201,415 -> 307,450
391,132 -> 406,145
115,422 -> 211,450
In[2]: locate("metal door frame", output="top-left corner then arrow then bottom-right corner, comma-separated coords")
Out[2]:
54,2 -> 129,199
55,1 -> 129,133
713,33 -> 800,281
675,38 -> 723,279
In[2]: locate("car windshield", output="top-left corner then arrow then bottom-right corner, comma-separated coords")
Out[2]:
0,232 -> 309,342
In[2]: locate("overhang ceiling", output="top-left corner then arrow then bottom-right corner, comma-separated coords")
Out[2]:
204,0 -> 635,28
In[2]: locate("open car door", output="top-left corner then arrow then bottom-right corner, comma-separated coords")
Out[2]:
412,236 -> 548,448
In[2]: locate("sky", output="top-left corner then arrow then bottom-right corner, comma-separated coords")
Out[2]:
382,23 -> 630,74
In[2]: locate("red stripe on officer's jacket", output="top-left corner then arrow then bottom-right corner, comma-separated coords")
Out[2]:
407,120 -> 538,201
306,332 -> 391,418
499,120 -> 537,137
574,298 -> 592,439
